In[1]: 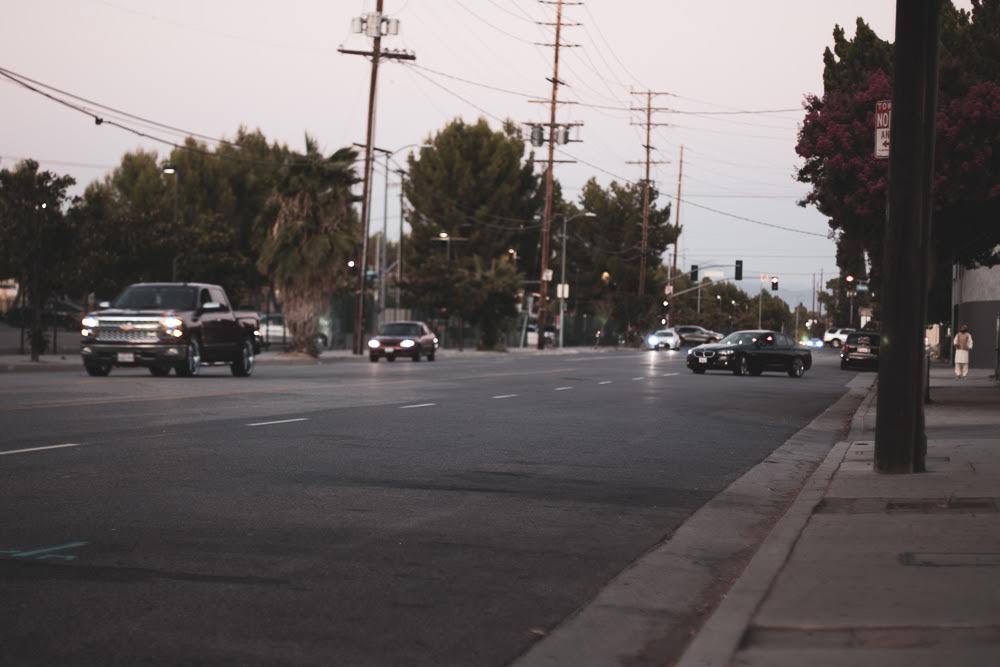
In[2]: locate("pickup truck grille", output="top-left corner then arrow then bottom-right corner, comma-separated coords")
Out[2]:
94,326 -> 160,342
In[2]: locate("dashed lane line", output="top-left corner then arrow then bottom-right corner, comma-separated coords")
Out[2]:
662,372 -> 680,377
0,443 -> 82,456
400,403 -> 437,409
632,377 -> 645,381
599,381 -> 613,385
246,418 -> 310,427
554,386 -> 574,391
492,394 -> 518,399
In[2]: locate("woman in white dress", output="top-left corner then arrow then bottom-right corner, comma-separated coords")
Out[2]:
953,324 -> 973,378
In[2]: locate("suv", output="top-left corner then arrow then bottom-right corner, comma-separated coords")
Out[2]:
80,283 -> 259,377
841,331 -> 880,370
823,327 -> 855,348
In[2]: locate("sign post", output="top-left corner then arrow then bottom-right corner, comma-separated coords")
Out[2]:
875,100 -> 892,159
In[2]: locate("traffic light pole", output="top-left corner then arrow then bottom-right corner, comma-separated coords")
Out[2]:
875,0 -> 942,474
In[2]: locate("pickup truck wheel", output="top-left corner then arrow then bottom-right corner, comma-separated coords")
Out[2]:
231,340 -> 255,377
84,362 -> 112,377
149,365 -> 171,377
175,340 -> 201,377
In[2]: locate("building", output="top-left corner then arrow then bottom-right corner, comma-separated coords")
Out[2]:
952,263 -> 1000,370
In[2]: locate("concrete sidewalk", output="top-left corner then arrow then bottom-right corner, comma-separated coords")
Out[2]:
678,366 -> 1000,667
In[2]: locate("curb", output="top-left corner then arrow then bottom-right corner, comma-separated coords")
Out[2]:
675,378 -> 877,667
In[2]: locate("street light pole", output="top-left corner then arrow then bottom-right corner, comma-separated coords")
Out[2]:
558,211 -> 595,349
163,165 -> 179,281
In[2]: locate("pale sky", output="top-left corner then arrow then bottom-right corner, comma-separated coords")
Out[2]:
1,1 -> 972,307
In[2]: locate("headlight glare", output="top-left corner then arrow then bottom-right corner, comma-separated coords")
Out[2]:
647,335 -> 659,346
400,339 -> 415,348
82,315 -> 99,328
161,316 -> 183,329
368,339 -> 380,348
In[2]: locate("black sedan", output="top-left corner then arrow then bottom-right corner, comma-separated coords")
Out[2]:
687,330 -> 812,378
368,321 -> 438,362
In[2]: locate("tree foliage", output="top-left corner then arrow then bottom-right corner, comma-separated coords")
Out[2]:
796,2 -> 1000,314
256,140 -> 359,356
402,118 -> 541,348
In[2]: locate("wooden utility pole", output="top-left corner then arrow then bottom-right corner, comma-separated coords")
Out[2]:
875,0 -> 942,474
672,144 -> 684,279
534,0 -> 581,350
628,92 -> 670,296
339,2 -> 414,354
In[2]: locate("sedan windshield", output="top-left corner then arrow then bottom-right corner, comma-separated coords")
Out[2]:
718,332 -> 760,346
112,286 -> 197,310
380,323 -> 421,337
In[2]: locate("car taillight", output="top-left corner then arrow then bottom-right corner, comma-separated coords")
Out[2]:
843,345 -> 853,352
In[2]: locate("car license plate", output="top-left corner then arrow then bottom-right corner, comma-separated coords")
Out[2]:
117,352 -> 134,363
858,346 -> 870,354
384,347 -> 394,353
698,357 -> 707,364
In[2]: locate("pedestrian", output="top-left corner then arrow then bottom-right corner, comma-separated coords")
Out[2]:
953,324 -> 973,378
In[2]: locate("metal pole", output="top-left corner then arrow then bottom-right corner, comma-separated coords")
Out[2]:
352,0 -> 384,355
758,289 -> 763,329
171,173 -> 179,281
379,153 -> 389,328
875,0 -> 942,474
671,145 -> 684,277
638,92 -> 651,297
396,169 -> 404,314
697,281 -> 701,314
560,214 -> 567,348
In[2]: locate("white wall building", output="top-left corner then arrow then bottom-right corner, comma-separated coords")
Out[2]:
952,263 -> 1000,370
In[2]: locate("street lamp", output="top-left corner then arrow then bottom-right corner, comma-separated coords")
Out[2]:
163,164 -> 179,281
845,274 -> 856,326
557,211 -> 596,349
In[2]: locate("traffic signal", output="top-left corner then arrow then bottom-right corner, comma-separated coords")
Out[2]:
771,276 -> 779,291
690,264 -> 699,282
663,299 -> 670,312
735,260 -> 743,281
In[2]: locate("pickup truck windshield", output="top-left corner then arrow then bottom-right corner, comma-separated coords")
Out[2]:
113,286 -> 197,310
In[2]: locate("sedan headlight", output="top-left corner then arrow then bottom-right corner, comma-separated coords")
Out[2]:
400,339 -> 415,348
368,339 -> 381,349
161,316 -> 183,329
718,349 -> 734,356
82,315 -> 99,328
647,335 -> 659,346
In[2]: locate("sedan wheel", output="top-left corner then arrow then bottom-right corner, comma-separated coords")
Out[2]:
734,355 -> 750,376
788,357 -> 805,378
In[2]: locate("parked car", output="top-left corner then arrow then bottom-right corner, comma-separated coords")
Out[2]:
687,330 -> 812,378
368,321 -> 438,362
259,314 -> 328,349
841,331 -> 881,370
79,282 -> 259,377
526,324 -> 557,347
673,325 -> 723,346
643,328 -> 681,351
823,327 -> 856,348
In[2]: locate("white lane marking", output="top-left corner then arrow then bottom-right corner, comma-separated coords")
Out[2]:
492,394 -> 518,399
662,372 -> 680,377
599,381 -> 613,385
554,386 -> 573,391
400,403 -> 437,409
0,443 -> 81,456
632,376 -> 645,381
246,418 -> 309,427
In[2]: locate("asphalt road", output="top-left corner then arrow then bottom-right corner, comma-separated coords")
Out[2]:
0,347 -> 856,666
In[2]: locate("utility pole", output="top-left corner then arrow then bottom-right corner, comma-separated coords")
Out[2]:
339,3 -> 414,354
532,0 -> 582,350
876,0 -> 943,474
379,152 -> 390,329
672,144 -> 684,279
628,91 -> 670,296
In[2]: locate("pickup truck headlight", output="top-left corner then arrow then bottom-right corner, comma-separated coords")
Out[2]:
161,316 -> 184,329
368,339 -> 380,349
400,339 -> 415,348
82,315 -> 99,328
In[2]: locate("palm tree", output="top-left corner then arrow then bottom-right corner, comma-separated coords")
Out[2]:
257,140 -> 359,356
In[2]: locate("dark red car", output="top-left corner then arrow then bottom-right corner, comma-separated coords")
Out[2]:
367,321 -> 439,362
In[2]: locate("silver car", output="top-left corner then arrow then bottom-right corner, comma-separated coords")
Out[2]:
644,328 -> 681,351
